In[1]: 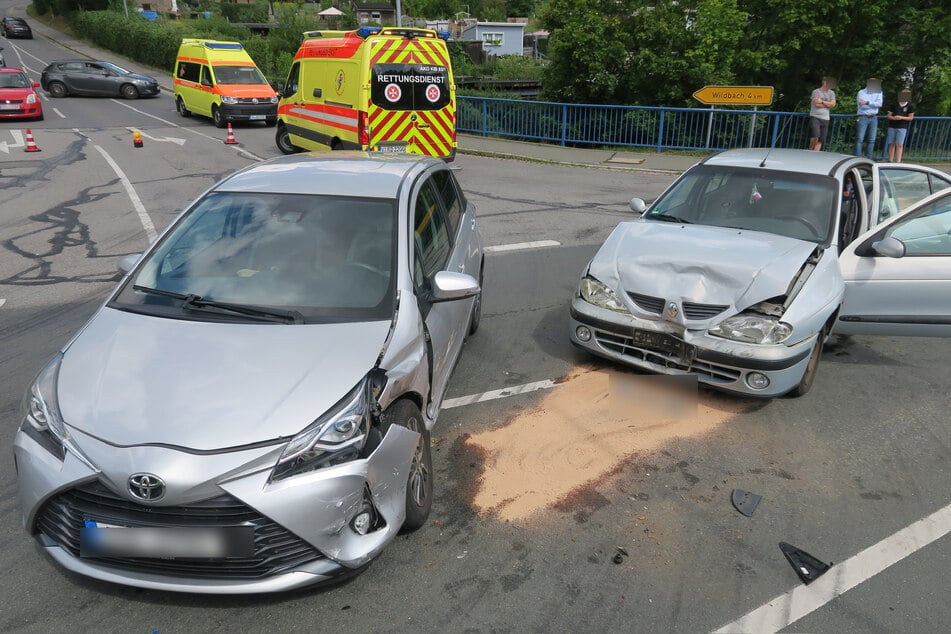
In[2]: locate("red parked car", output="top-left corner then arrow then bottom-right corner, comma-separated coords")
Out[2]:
0,67 -> 43,120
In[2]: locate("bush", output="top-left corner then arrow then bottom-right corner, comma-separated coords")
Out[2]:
70,12 -> 182,72
220,1 -> 269,24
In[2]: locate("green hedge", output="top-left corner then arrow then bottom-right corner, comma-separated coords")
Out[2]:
220,1 -> 269,24
70,12 -> 183,72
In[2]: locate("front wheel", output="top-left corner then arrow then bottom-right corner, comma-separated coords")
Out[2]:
212,106 -> 225,128
176,97 -> 191,118
788,331 -> 825,397
120,84 -> 139,100
467,261 -> 484,336
47,81 -> 67,98
275,124 -> 299,155
381,400 -> 432,531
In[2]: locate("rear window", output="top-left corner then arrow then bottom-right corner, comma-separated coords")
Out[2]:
371,63 -> 450,111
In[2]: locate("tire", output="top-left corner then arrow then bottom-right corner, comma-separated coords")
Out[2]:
176,97 -> 191,118
788,331 -> 824,397
467,261 -> 484,336
120,84 -> 139,100
212,106 -> 225,128
265,118 -> 277,127
48,81 -> 67,98
275,124 -> 299,155
381,399 -> 432,531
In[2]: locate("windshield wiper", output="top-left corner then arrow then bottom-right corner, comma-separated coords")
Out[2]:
133,285 -> 304,324
648,213 -> 693,224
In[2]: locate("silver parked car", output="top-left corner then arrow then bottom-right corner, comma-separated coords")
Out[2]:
14,153 -> 483,593
569,149 -> 951,398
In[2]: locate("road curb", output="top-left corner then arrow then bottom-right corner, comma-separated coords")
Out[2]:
456,148 -> 685,175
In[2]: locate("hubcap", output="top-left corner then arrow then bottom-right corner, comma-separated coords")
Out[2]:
406,417 -> 429,506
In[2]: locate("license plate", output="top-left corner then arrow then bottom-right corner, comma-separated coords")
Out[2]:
80,520 -> 254,559
0,104 -> 19,111
632,328 -> 694,361
248,114 -> 265,120
377,144 -> 408,154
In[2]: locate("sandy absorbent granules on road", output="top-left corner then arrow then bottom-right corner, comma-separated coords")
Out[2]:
464,367 -> 747,523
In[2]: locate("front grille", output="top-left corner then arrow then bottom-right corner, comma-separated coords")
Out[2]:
682,302 -> 729,320
595,331 -> 741,383
35,481 -> 324,579
628,292 -> 664,314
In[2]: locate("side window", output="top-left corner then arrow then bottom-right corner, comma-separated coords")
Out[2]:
431,170 -> 462,236
86,63 -> 106,75
63,62 -> 83,72
879,169 -> 932,222
884,197 -> 951,256
930,174 -> 951,195
200,65 -> 214,87
284,62 -> 300,97
177,61 -> 201,83
413,180 -> 451,286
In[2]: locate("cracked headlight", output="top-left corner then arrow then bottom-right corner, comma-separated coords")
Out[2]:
579,276 -> 627,313
220,95 -> 239,105
21,354 -> 68,460
271,378 -> 373,481
709,315 -> 793,344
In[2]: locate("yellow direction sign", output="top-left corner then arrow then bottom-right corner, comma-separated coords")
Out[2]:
693,85 -> 774,106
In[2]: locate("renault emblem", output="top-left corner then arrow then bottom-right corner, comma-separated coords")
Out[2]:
128,473 -> 166,502
664,302 -> 679,319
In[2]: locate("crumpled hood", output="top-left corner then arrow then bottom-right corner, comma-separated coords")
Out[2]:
57,308 -> 391,451
590,220 -> 817,312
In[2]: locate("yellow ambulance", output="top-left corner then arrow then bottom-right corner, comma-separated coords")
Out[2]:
173,39 -> 278,128
276,27 -> 457,159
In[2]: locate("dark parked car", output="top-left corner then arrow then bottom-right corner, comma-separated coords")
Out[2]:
1,17 -> 33,39
40,60 -> 160,99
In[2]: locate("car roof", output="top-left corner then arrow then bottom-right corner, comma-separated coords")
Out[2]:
216,152 -> 443,198
0,68 -> 27,74
701,148 -> 863,177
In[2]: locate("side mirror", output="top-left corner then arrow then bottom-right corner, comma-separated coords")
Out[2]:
117,253 -> 142,276
312,87 -> 322,98
430,271 -> 480,302
629,197 -> 647,214
32,81 -> 40,88
871,236 -> 905,258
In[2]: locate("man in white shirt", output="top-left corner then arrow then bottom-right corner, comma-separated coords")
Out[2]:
855,77 -> 883,158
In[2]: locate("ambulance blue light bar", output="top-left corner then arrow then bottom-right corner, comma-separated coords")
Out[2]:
203,42 -> 244,50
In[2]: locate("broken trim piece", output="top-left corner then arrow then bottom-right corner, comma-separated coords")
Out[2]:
779,541 -> 832,585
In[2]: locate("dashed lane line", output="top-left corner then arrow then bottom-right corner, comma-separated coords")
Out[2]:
484,240 -> 561,253
442,379 -> 558,409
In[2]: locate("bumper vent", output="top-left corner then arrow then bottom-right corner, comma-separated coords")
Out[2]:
34,480 -> 324,580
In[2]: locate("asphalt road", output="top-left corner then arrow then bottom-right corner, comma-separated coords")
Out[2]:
1,11 -> 950,634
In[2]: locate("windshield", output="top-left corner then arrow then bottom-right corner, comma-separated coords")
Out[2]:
0,72 -> 30,89
213,65 -> 268,85
646,165 -> 838,243
112,192 -> 396,323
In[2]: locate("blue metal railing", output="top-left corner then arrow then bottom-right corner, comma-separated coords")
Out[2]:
457,96 -> 951,161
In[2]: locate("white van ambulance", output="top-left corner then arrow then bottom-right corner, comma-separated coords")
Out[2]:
276,27 -> 457,159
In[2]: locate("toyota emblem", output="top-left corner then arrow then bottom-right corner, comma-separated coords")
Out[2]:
128,473 -> 166,502
664,302 -> 679,319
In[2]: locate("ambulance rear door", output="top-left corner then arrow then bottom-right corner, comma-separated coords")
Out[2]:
367,39 -> 455,158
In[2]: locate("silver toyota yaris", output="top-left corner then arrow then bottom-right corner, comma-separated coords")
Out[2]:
13,152 -> 483,593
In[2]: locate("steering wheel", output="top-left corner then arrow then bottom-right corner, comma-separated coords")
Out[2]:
777,215 -> 821,238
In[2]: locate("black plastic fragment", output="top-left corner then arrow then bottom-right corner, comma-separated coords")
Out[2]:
732,489 -> 762,517
779,542 -> 832,584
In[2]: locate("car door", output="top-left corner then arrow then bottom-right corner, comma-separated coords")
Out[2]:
835,190 -> 951,337
411,170 -> 472,416
872,164 -> 951,225
77,63 -> 113,96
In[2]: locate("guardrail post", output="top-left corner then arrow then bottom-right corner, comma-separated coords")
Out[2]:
657,110 -> 665,152
770,114 -> 781,148
481,98 -> 487,137
560,104 -> 568,146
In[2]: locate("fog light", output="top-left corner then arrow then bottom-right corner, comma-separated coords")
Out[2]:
576,326 -> 592,342
352,511 -> 372,535
746,372 -> 770,390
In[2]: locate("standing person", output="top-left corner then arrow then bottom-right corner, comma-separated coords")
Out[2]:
855,77 -> 883,158
883,90 -> 914,162
808,77 -> 836,151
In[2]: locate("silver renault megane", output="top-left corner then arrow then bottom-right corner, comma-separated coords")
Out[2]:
13,152 -> 483,593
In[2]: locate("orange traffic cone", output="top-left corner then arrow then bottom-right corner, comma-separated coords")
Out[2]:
25,128 -> 41,153
224,123 -> 237,145
132,130 -> 144,148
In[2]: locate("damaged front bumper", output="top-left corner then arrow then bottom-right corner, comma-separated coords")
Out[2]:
569,297 -> 815,398
13,424 -> 418,594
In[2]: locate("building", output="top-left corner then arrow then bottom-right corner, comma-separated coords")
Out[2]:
461,21 -> 526,57
354,2 -> 396,25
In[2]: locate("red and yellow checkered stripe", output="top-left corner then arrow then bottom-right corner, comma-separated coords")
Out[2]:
366,37 -> 456,158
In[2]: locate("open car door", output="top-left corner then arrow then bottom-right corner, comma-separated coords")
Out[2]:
835,189 -> 951,337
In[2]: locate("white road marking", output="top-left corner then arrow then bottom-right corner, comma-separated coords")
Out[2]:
0,130 -> 25,153
442,379 -> 558,409
89,139 -> 158,242
0,299 -> 6,309
110,100 -> 265,161
484,240 -> 561,253
53,108 -> 65,119
126,127 -> 186,146
714,502 -> 951,633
